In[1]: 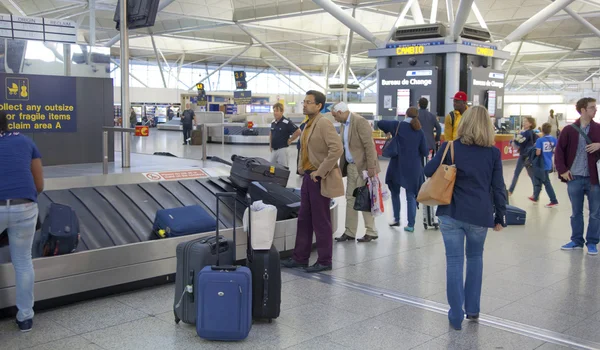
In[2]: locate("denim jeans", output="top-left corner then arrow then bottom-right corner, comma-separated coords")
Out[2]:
439,215 -> 488,328
0,202 -> 38,322
533,171 -> 558,203
567,176 -> 600,246
389,183 -> 417,227
508,154 -> 533,193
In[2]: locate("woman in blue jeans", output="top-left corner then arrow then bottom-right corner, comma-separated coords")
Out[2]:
424,106 -> 506,330
378,107 -> 428,231
0,112 -> 44,332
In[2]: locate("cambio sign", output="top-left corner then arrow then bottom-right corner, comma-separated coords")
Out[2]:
382,79 -> 433,87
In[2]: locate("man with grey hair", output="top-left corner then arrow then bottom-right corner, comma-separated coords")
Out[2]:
331,102 -> 380,243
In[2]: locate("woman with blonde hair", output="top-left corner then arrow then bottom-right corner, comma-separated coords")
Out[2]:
424,105 -> 507,330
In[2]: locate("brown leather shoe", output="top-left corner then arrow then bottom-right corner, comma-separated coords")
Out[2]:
357,234 -> 378,243
335,233 -> 355,242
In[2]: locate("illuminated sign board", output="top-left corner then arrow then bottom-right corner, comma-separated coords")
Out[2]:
476,47 -> 494,57
396,45 -> 425,56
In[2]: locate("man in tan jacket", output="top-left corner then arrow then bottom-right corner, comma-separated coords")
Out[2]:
282,91 -> 344,273
332,102 -> 380,243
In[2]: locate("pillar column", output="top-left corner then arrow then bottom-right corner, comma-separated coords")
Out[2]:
445,53 -> 461,111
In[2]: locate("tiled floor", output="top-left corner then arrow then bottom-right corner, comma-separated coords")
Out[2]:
3,130 -> 600,349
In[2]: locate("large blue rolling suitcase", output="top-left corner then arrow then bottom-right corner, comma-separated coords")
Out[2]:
196,192 -> 252,341
152,205 -> 216,238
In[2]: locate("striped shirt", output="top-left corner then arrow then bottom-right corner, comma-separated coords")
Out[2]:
571,123 -> 590,177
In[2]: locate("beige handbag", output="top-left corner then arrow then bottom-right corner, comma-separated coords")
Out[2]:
417,141 -> 456,206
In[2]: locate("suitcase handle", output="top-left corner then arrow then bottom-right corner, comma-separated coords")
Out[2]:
210,265 -> 238,271
215,192 -> 252,266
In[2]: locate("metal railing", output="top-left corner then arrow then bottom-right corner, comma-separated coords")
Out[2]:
102,127 -> 135,175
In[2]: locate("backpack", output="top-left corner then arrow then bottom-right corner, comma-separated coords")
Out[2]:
38,203 -> 80,257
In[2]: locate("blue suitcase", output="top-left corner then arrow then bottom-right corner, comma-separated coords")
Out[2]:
506,205 -> 526,225
152,205 -> 216,238
196,192 -> 252,341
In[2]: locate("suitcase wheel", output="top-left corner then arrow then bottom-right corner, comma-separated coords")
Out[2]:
423,223 -> 428,229
434,224 -> 439,230
268,319 -> 272,324
174,310 -> 180,325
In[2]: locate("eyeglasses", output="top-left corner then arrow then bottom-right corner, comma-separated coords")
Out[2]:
301,101 -> 316,105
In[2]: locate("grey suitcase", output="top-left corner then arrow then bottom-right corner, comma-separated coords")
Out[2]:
173,234 -> 234,325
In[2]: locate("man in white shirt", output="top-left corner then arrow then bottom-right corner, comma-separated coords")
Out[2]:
331,102 -> 380,243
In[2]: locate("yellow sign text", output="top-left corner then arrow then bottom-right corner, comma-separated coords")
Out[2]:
396,45 -> 425,56
476,47 -> 494,57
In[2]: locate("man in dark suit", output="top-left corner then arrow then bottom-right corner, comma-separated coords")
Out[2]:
418,97 -> 441,156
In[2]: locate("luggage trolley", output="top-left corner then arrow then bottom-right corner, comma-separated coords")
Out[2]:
423,148 -> 439,230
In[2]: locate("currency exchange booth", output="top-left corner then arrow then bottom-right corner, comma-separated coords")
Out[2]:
369,25 -> 517,159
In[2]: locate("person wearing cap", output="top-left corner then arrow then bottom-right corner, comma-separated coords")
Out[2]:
269,103 -> 301,167
444,92 -> 468,142
331,102 -> 381,243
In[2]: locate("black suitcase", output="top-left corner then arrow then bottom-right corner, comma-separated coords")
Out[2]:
173,234 -> 234,324
506,205 -> 526,225
230,155 -> 290,189
248,181 -> 300,220
247,246 -> 281,321
245,197 -> 281,322
242,128 -> 259,136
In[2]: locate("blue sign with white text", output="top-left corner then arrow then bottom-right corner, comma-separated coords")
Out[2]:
0,73 -> 77,132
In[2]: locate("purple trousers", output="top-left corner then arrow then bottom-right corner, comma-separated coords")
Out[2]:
292,173 -> 333,266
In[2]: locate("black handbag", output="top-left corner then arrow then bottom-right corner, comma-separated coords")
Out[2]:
381,122 -> 400,158
353,183 -> 371,212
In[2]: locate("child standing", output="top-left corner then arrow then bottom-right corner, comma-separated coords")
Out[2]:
531,122 -> 559,207
508,116 -> 537,196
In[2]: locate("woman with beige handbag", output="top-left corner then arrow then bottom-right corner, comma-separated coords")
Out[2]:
421,106 -> 507,331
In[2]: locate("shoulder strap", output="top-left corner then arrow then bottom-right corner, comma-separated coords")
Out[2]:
571,124 -> 592,145
393,120 -> 400,137
439,141 -> 455,166
450,111 -> 455,127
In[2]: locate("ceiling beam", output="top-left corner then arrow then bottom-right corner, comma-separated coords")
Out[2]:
312,0 -> 385,47
499,0 -> 577,47
451,0 -> 476,41
238,24 -> 326,89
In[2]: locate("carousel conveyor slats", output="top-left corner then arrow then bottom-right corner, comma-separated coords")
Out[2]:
138,183 -> 184,210
117,184 -> 165,223
178,179 -> 235,228
70,187 -> 140,246
94,186 -> 153,241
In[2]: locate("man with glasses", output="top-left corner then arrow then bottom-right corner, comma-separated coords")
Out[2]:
282,91 -> 344,272
556,98 -> 600,255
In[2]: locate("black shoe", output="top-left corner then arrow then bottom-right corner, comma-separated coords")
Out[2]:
357,234 -> 378,243
389,222 -> 400,227
335,233 -> 355,242
182,142 -> 187,145
281,258 -> 308,268
304,263 -> 332,273
16,318 -> 32,332
466,314 -> 479,321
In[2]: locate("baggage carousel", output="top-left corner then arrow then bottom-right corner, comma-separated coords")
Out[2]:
0,172 -> 338,311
